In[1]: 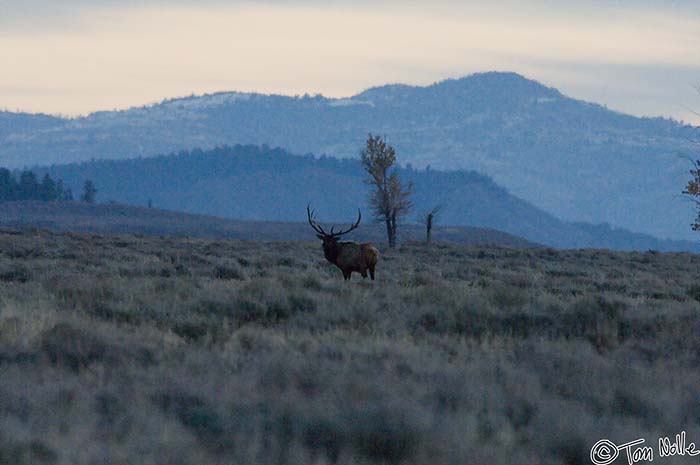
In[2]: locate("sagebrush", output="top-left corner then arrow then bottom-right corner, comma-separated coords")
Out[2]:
1,230 -> 699,465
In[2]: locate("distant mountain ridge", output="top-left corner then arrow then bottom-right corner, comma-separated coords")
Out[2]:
37,144 -> 700,252
1,71 -> 698,240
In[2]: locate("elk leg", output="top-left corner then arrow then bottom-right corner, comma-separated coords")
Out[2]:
369,265 -> 375,281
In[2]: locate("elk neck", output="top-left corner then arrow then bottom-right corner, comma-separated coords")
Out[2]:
322,238 -> 342,264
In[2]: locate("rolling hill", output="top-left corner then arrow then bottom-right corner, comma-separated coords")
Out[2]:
0,201 -> 536,248
36,144 -> 700,252
1,72 -> 698,240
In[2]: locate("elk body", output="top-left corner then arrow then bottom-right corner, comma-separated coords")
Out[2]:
307,205 -> 379,281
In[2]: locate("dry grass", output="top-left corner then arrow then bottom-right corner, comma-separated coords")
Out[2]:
1,229 -> 700,464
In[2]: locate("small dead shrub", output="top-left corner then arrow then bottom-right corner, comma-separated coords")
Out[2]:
40,323 -> 108,371
348,408 -> 420,465
0,440 -> 57,465
154,391 -> 227,450
0,264 -> 30,283
687,284 -> 700,303
213,264 -> 246,281
562,297 -> 625,351
487,283 -> 529,310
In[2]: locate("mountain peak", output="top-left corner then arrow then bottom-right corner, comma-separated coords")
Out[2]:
354,71 -> 560,102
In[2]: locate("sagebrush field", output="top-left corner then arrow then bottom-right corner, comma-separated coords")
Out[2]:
1,229 -> 700,465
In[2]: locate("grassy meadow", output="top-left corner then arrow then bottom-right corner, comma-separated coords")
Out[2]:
1,229 -> 700,464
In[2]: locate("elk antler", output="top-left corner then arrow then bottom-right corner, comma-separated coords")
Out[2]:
330,209 -> 361,237
307,204 -> 328,235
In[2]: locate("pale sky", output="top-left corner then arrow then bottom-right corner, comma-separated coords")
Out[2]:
1,0 -> 699,123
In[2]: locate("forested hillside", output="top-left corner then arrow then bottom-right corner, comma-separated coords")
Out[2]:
0,169 -> 72,202
39,145 -> 700,251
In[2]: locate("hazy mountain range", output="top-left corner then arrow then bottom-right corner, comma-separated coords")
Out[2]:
1,72 -> 699,241
36,144 -> 700,252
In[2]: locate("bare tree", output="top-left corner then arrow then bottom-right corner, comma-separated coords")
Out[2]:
361,134 -> 412,248
683,159 -> 700,230
422,205 -> 442,244
682,90 -> 700,231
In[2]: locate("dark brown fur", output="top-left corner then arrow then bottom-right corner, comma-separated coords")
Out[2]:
308,205 -> 379,281
319,236 -> 379,281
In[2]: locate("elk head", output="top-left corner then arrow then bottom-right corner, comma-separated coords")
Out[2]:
307,204 -> 361,258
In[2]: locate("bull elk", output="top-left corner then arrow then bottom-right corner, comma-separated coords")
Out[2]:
307,205 -> 379,281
